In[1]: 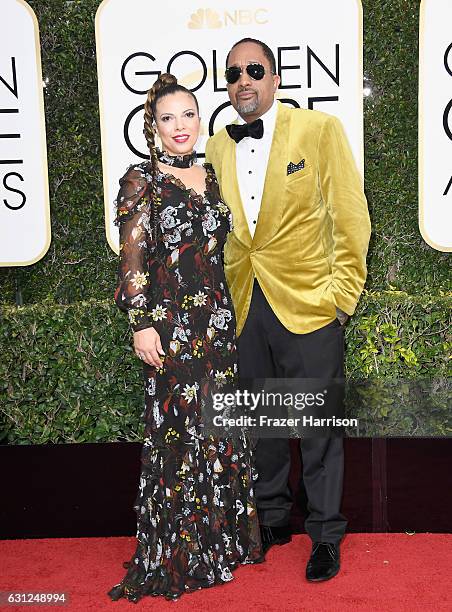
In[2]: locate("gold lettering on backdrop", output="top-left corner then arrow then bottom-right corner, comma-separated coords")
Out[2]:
188,8 -> 221,29
189,8 -> 269,28
255,9 -> 269,25
238,10 -> 253,25
223,11 -> 237,26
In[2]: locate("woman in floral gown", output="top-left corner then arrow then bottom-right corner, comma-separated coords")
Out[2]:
107,74 -> 263,602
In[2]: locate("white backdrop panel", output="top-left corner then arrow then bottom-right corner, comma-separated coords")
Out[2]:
0,0 -> 50,266
96,0 -> 363,254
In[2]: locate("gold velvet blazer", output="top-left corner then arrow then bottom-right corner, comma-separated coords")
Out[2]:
205,101 -> 371,336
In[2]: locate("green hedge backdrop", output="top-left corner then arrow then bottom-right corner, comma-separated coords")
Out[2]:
0,0 -> 450,443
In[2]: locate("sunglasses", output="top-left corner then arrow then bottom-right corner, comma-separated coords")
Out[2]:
224,63 -> 272,84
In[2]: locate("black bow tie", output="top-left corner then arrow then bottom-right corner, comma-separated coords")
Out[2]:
226,118 -> 264,143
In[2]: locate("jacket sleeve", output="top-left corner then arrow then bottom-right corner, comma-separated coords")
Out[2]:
318,115 -> 371,315
113,164 -> 154,332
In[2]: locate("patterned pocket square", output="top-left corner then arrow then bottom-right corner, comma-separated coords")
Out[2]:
287,159 -> 306,175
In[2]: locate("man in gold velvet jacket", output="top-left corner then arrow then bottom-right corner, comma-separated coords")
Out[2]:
206,38 -> 371,582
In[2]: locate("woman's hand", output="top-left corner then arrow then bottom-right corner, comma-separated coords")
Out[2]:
133,327 -> 165,367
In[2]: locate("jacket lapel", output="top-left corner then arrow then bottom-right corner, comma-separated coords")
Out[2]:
252,101 -> 290,250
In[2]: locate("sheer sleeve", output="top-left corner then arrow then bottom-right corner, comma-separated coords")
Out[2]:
113,164 -> 154,332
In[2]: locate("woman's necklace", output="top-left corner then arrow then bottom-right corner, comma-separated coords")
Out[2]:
155,147 -> 197,169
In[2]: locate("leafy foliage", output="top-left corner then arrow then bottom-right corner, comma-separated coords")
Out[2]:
1,293 -> 450,444
1,299 -> 144,444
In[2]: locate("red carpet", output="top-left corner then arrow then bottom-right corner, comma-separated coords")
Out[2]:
0,534 -> 450,611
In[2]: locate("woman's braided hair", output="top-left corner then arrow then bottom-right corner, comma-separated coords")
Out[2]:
143,73 -> 199,240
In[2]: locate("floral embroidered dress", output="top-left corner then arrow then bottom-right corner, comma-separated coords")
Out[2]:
108,161 -> 263,602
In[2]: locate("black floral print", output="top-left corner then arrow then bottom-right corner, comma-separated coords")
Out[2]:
108,162 -> 263,602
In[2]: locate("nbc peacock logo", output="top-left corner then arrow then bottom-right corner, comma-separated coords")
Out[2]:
188,8 -> 222,29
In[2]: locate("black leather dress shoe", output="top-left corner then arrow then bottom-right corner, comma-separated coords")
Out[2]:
306,542 -> 340,582
260,524 -> 291,554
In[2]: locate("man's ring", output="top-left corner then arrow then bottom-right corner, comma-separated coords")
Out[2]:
137,352 -> 144,360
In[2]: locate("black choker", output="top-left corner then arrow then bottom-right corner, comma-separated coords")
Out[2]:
156,147 -> 197,168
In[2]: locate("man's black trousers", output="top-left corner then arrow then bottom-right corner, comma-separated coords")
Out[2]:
237,281 -> 347,545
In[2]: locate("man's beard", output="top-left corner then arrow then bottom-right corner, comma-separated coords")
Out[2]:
236,92 -> 259,115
